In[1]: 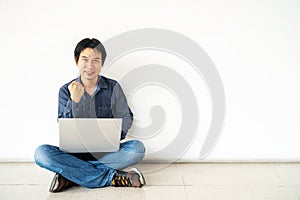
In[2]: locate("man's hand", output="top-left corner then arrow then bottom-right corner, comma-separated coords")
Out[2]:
68,81 -> 84,103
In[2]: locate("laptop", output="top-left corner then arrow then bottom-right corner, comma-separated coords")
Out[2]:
59,118 -> 122,153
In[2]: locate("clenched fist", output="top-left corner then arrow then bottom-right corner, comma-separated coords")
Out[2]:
68,81 -> 84,103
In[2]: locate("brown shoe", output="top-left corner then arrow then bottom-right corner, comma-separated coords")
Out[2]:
111,168 -> 146,188
49,173 -> 78,193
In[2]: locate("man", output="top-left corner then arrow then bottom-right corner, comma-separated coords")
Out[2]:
34,38 -> 146,193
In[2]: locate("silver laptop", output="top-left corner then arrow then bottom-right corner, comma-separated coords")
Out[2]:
59,118 -> 122,153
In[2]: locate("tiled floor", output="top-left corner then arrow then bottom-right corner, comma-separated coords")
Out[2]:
1,162 -> 300,200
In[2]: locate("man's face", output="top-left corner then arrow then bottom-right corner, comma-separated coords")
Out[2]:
76,48 -> 102,81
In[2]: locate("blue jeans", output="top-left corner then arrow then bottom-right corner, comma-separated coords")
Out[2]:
34,140 -> 145,188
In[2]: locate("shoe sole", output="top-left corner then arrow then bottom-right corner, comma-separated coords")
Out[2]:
49,173 -> 59,193
130,168 -> 146,187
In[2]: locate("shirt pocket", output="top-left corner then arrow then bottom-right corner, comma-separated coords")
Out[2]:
96,105 -> 113,118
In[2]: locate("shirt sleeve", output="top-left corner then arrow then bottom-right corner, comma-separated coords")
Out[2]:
58,86 -> 73,119
111,83 -> 134,140
58,85 -> 88,119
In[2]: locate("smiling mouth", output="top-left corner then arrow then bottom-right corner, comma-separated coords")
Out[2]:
85,71 -> 95,76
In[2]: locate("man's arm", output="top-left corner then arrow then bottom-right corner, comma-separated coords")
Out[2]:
58,81 -> 86,119
58,85 -> 73,118
112,83 -> 133,140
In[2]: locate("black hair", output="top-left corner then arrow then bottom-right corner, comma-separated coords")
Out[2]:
74,38 -> 107,65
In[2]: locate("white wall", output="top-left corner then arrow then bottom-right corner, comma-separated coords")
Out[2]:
0,0 -> 299,161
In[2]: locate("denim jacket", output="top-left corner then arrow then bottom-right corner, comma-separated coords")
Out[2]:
58,75 -> 133,140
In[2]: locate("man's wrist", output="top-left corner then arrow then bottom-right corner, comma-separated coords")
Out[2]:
70,96 -> 81,103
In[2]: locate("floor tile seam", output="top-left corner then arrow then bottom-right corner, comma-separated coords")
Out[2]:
2,184 -> 300,186
182,176 -> 190,200
0,183 -> 48,186
183,184 -> 300,187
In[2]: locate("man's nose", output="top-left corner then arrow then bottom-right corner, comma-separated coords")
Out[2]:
86,61 -> 93,68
